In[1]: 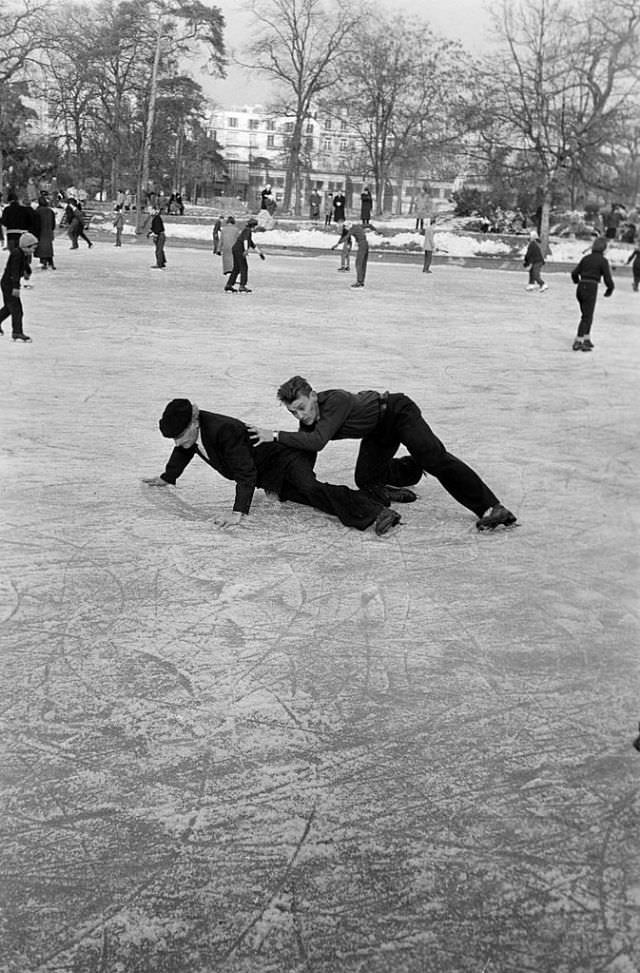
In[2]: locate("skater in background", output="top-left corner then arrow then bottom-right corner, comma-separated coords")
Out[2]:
142,398 -> 401,535
35,195 -> 56,269
331,221 -> 352,272
225,218 -> 265,293
335,221 -> 368,288
422,216 -> 440,273
0,231 -> 37,342
626,243 -> 640,291
220,216 -> 239,282
113,205 -> 124,247
248,376 -> 517,531
523,229 -> 547,291
147,208 -> 166,268
212,214 -> 223,255
570,237 -> 614,352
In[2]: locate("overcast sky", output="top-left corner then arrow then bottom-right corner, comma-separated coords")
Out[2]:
196,0 -> 491,107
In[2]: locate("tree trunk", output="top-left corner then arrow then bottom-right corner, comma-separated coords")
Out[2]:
136,21 -> 163,232
539,190 -> 552,254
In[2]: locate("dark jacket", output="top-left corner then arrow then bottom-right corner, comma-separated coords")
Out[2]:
571,252 -> 614,293
151,213 -> 165,235
1,248 -> 26,291
159,410 -> 317,514
232,225 -> 256,254
524,239 -> 544,266
161,412 -> 258,514
1,201 -> 37,240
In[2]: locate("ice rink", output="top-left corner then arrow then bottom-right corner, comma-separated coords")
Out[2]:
2,237 -> 639,973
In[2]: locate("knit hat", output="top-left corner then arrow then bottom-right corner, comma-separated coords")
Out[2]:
343,220 -> 353,230
19,232 -> 38,250
592,237 -> 607,252
159,399 -> 193,438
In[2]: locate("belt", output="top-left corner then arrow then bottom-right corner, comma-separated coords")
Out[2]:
379,391 -> 389,419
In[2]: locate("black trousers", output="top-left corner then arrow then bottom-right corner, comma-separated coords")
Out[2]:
276,452 -> 383,530
228,250 -> 248,287
353,393 -> 499,517
576,280 -> 598,336
0,284 -> 24,335
356,246 -> 369,284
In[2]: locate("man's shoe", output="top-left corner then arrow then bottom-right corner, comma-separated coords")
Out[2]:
12,334 -> 32,342
525,284 -> 537,291
224,286 -> 237,292
374,508 -> 401,535
476,503 -> 517,531
238,285 -> 252,292
581,338 -> 594,351
572,339 -> 583,351
351,282 -> 364,288
539,283 -> 548,292
385,486 -> 418,503
0,325 -> 4,335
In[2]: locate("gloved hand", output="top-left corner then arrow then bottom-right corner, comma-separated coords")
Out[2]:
259,252 -> 266,260
604,289 -> 613,297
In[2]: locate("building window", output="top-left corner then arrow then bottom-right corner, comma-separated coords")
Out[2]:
340,119 -> 348,131
266,120 -> 275,131
305,122 -> 314,134
324,119 -> 332,130
323,138 -> 331,150
267,135 -> 275,148
249,119 -> 259,130
339,139 -> 347,151
228,117 -> 237,128
284,121 -> 294,133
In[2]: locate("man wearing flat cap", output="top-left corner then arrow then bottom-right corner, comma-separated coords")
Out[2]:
142,398 -> 401,535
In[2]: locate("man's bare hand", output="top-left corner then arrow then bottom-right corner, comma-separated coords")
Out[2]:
213,511 -> 246,528
246,425 -> 273,446
142,476 -> 169,486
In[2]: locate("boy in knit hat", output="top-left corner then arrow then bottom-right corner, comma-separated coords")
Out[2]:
523,230 -> 547,291
570,237 -> 614,351
0,232 -> 37,342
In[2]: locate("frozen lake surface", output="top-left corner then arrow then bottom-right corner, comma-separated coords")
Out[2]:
1,239 -> 639,972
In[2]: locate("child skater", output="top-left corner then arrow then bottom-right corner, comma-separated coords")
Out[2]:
570,237 -> 614,352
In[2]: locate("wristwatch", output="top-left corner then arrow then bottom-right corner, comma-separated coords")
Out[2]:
272,431 -> 278,442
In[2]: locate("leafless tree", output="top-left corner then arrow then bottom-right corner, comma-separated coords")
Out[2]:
244,0 -> 363,215
475,0 -> 640,244
326,12 -> 471,215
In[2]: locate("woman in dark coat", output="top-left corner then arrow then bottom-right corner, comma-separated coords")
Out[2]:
360,186 -> 372,225
35,196 -> 56,269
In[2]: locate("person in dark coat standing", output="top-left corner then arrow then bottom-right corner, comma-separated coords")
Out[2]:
142,399 -> 400,535
570,237 -> 614,351
225,218 -> 265,293
360,186 -> 372,225
35,195 -> 56,269
332,189 -> 346,224
0,231 -> 37,342
248,377 -> 517,531
147,208 -> 166,268
625,244 -> 640,291
523,230 -> 547,291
